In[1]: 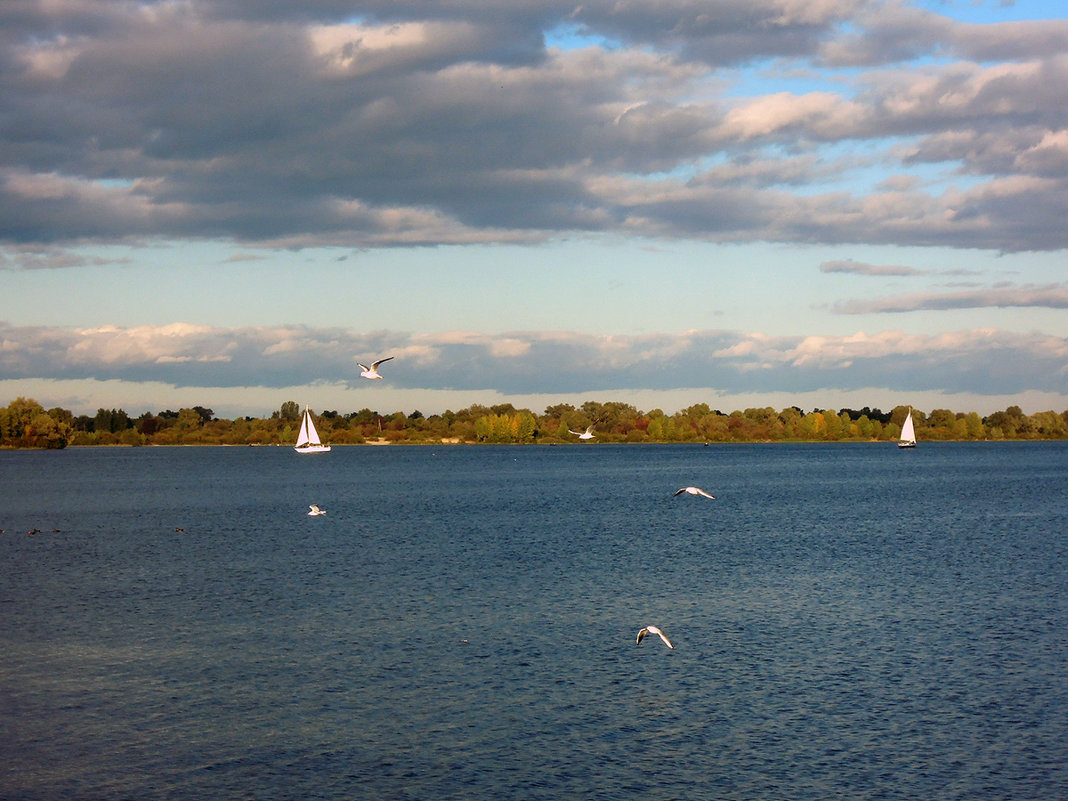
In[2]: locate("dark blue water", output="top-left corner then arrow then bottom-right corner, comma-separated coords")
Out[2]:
2,443 -> 1066,800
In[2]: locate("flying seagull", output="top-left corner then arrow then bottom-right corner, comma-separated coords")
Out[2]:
636,625 -> 675,649
308,504 -> 326,516
568,425 -> 595,440
357,357 -> 394,380
673,486 -> 716,499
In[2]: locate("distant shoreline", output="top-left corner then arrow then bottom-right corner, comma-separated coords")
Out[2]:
5,438 -> 1063,452
5,397 -> 1064,448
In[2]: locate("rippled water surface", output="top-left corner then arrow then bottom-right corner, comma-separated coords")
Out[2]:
2,443 -> 1066,800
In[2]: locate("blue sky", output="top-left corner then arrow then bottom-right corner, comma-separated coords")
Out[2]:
1,0 -> 1066,418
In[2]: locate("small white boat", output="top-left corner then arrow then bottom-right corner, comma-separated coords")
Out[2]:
294,406 -> 331,453
898,407 -> 916,449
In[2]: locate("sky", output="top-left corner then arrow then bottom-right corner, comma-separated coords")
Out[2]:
1,0 -> 1066,419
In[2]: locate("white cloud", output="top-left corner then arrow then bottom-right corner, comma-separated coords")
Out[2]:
0,321 -> 1064,401
717,92 -> 866,141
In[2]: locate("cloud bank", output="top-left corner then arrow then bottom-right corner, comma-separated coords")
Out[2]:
2,321 -> 1064,401
2,0 -> 1068,257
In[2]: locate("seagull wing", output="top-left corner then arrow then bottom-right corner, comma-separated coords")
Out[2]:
652,627 -> 675,648
676,486 -> 715,498
371,356 -> 394,369
672,488 -> 687,496
356,362 -> 370,372
637,625 -> 675,648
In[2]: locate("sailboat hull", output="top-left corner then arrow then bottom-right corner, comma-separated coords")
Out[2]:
295,444 -> 331,453
897,441 -> 915,449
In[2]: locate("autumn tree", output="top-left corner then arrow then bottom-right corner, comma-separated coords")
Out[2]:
0,398 -> 72,447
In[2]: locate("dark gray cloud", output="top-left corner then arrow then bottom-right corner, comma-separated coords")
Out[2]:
1,321 -> 1064,397
820,5 -> 1068,66
2,0 -> 1068,253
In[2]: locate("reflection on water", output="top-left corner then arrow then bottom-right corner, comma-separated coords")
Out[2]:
2,443 -> 1066,800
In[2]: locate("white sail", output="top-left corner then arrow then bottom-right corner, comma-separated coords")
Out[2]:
898,408 -> 916,448
297,409 -> 320,446
294,406 -> 331,453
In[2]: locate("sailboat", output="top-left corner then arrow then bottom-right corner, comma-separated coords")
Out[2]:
898,407 -> 916,449
294,406 -> 331,453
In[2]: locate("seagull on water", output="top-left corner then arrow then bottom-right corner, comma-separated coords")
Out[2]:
636,625 -> 675,649
673,486 -> 716,499
308,504 -> 326,516
569,425 -> 595,440
357,356 -> 394,380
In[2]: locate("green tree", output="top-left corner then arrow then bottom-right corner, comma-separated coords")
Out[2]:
27,412 -> 71,448
927,409 -> 956,439
1032,410 -> 1068,438
697,412 -> 729,441
276,401 -> 300,422
985,408 -> 1019,438
779,407 -> 802,438
951,417 -> 968,439
4,398 -> 46,444
928,408 -> 955,429
543,403 -> 576,419
855,415 -> 874,440
647,416 -> 664,441
94,408 -> 130,434
516,411 -> 537,442
797,412 -> 823,439
176,408 -> 204,432
192,406 -> 215,424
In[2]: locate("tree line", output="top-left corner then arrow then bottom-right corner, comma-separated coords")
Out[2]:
2,396 -> 1066,449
